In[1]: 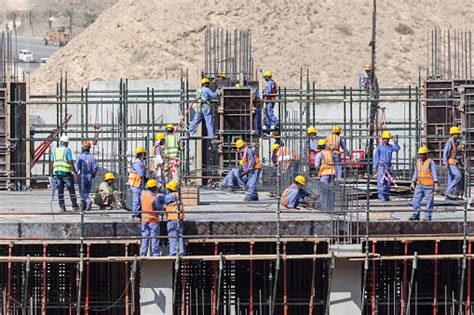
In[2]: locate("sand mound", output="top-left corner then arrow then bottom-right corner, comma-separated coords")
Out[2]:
30,0 -> 474,94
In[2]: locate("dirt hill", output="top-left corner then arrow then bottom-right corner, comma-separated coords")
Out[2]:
30,0 -> 474,94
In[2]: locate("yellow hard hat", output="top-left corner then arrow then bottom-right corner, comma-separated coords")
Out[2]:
146,179 -> 158,189
166,181 -> 178,191
365,63 -> 372,71
134,147 -> 146,155
317,139 -> 326,146
235,83 -> 241,88
307,127 -> 317,135
332,125 -> 342,133
103,173 -> 115,181
218,72 -> 226,78
381,131 -> 391,139
239,160 -> 243,166
166,123 -> 174,130
271,143 -> 280,152
235,139 -> 246,149
418,146 -> 429,155
295,175 -> 306,186
155,133 -> 165,141
201,77 -> 210,84
263,71 -> 272,77
450,126 -> 461,135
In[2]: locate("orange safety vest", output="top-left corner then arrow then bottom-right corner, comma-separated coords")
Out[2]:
318,150 -> 336,177
281,183 -> 298,208
448,139 -> 458,165
264,80 -> 278,101
165,192 -> 185,221
141,190 -> 159,223
128,159 -> 143,188
326,134 -> 340,151
243,148 -> 262,170
416,158 -> 435,186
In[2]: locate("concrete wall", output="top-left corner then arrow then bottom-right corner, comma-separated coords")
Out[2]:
140,260 -> 174,315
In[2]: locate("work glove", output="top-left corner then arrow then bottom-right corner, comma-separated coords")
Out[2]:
410,182 -> 415,192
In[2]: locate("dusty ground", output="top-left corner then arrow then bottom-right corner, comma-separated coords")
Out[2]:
30,0 -> 474,94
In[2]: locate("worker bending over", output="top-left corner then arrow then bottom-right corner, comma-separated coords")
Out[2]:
95,173 -> 122,209
163,124 -> 183,182
140,179 -> 162,256
235,140 -> 261,201
223,160 -> 248,191
151,133 -> 165,185
314,139 -> 336,209
262,71 -> 279,132
326,125 -> 350,180
50,135 -> 79,212
163,181 -> 185,256
281,176 -> 317,209
373,131 -> 400,201
409,146 -> 439,221
443,126 -> 462,199
307,127 -> 319,177
188,78 -> 220,138
128,147 -> 146,219
75,140 -> 98,210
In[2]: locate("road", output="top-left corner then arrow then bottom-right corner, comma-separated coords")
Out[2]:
13,36 -> 61,72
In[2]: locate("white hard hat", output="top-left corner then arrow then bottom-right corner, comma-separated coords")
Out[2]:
59,135 -> 69,142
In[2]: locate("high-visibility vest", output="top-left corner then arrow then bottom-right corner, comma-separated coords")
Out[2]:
318,150 -> 336,177
53,146 -> 73,173
198,88 -> 212,107
281,183 -> 298,208
128,159 -> 143,188
448,138 -> 458,165
141,190 -> 159,223
264,80 -> 277,101
164,134 -> 179,158
416,158 -> 435,186
243,148 -> 262,170
165,192 -> 185,221
326,134 -> 340,151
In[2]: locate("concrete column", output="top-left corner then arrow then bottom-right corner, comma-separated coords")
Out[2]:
140,260 -> 173,315
329,244 -> 362,313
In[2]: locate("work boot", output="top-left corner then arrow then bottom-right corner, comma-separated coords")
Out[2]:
86,201 -> 93,211
72,205 -> 80,211
60,205 -> 67,212
445,193 -> 457,200
408,214 -> 419,221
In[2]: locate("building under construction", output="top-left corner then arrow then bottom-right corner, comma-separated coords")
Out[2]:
2,17 -> 474,315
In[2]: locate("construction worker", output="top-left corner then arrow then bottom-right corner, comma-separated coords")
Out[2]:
252,85 -> 263,136
163,124 -> 182,182
163,181 -> 185,256
271,143 -> 299,173
223,160 -> 248,191
373,131 -> 400,201
307,127 -> 319,177
75,140 -> 99,210
326,125 -> 350,180
359,63 -> 380,98
140,179 -> 162,256
235,139 -> 261,201
262,71 -> 279,132
151,133 -> 165,185
128,146 -> 146,219
409,146 -> 439,221
94,173 -> 122,209
281,176 -> 318,209
443,126 -> 462,199
314,139 -> 336,209
50,135 -> 79,212
188,77 -> 220,138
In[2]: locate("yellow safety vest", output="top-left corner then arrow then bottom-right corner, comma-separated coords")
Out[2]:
164,134 -> 179,158
53,146 -> 72,173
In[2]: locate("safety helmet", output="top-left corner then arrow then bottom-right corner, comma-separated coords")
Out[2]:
450,126 -> 461,135
239,160 -> 243,166
381,131 -> 391,139
146,179 -> 158,189
134,147 -> 146,155
418,146 -> 429,155
59,135 -> 69,143
263,71 -> 272,77
235,83 -> 241,88
332,125 -> 342,133
166,123 -> 174,130
365,63 -> 372,71
201,77 -> 210,85
155,133 -> 165,141
103,172 -> 115,181
218,72 -> 226,78
317,139 -> 326,146
307,127 -> 317,135
235,139 -> 246,149
82,140 -> 91,147
295,175 -> 306,186
166,181 -> 178,191
271,143 -> 280,152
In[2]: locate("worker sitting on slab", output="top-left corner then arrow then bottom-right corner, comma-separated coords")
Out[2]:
262,71 -> 279,133
128,146 -> 146,219
75,140 -> 99,210
281,176 -> 318,209
188,77 -> 221,138
409,146 -> 439,221
163,181 -> 185,256
163,124 -> 183,183
326,125 -> 350,180
223,160 -> 248,191
50,135 -> 79,212
151,133 -> 165,185
443,126 -> 463,200
306,127 -> 319,177
314,139 -> 336,209
95,173 -> 122,209
235,139 -> 261,201
140,179 -> 163,256
271,143 -> 299,174
373,131 -> 400,201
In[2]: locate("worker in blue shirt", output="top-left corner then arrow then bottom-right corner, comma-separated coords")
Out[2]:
373,131 -> 400,201
235,139 -> 261,201
188,77 -> 221,138
223,160 -> 248,191
262,71 -> 279,132
281,176 -> 317,209
306,127 -> 319,177
326,125 -> 351,179
359,63 -> 380,98
128,147 -> 146,219
443,126 -> 462,199
163,181 -> 184,256
75,140 -> 99,210
409,146 -> 439,221
252,86 -> 263,136
141,179 -> 164,256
